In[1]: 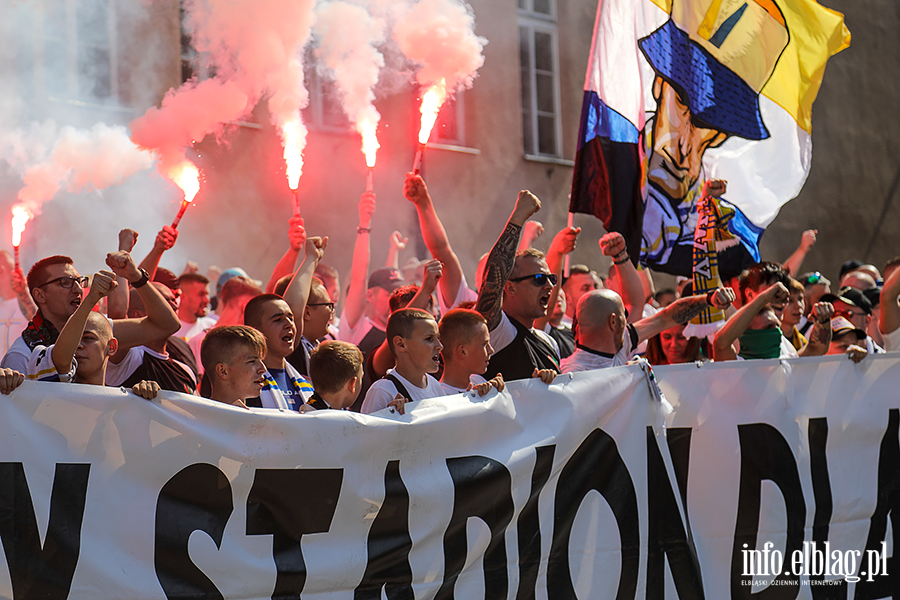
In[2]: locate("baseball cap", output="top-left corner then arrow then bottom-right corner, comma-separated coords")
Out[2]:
830,316 -> 866,340
821,287 -> 873,315
218,267 -> 262,294
368,267 -> 404,291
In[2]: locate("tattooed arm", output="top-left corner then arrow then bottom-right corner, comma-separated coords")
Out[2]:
634,288 -> 736,345
476,191 -> 542,331
798,301 -> 833,356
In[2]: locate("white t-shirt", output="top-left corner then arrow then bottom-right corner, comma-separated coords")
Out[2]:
337,310 -> 378,346
440,374 -> 488,395
105,346 -> 197,388
0,297 -> 27,357
561,324 -> 639,373
490,312 -> 560,358
177,316 -> 217,341
362,368 -> 445,414
883,326 -> 900,352
438,274 -> 478,316
1,335 -> 31,373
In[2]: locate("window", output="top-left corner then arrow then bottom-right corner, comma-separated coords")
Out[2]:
304,51 -> 351,132
433,91 -> 465,146
43,0 -> 118,101
518,2 -> 562,158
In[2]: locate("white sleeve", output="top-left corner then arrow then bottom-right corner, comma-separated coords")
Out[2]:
884,326 -> 900,352
337,309 -> 368,345
361,380 -> 395,414
489,312 -> 518,354
438,273 -> 478,315
105,347 -> 144,387
26,344 -> 75,382
1,346 -> 29,373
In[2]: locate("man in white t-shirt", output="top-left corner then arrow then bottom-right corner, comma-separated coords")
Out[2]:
362,308 -> 445,414
562,287 -> 734,373
176,273 -> 216,340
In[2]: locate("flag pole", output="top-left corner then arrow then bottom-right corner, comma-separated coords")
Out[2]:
564,212 -> 574,278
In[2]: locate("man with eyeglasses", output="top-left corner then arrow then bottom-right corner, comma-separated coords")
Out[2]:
286,276 -> 334,377
1,251 -> 181,376
820,287 -> 884,355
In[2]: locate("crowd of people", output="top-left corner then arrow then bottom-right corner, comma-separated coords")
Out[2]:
0,174 -> 897,414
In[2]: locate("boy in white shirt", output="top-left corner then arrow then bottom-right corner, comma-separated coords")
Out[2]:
361,308 -> 445,415
438,308 -> 504,396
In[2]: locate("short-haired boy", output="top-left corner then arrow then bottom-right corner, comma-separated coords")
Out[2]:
361,308 -> 445,415
305,341 -> 364,410
200,325 -> 268,408
438,308 -> 505,396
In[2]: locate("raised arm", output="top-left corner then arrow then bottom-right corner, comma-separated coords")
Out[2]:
138,226 -> 178,281
403,173 -> 464,309
107,251 -> 181,360
283,236 -> 327,339
369,259 -> 443,379
266,216 -> 307,293
634,288 -> 735,344
600,232 -> 645,323
534,225 -> 580,330
344,192 -> 376,330
713,283 -> 788,361
476,191 -> 542,331
386,231 -> 408,270
782,229 -> 817,276
52,271 -> 117,375
108,229 -> 138,319
798,301 -> 833,356
880,267 -> 900,337
518,220 -> 545,252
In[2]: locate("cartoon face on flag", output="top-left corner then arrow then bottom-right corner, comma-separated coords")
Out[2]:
569,0 -> 850,278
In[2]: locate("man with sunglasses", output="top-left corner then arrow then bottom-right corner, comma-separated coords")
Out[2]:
475,190 -> 564,382
1,252 -> 181,375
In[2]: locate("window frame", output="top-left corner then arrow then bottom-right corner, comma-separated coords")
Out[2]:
518,13 -> 563,159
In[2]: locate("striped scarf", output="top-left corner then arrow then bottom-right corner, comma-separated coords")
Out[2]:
259,361 -> 314,411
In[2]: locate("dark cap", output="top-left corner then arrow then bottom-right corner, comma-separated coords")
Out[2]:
820,287 -> 873,315
368,267 -> 404,291
862,286 -> 881,309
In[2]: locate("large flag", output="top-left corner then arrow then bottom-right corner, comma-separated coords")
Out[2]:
569,0 -> 850,278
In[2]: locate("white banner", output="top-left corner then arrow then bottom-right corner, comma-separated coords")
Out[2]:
0,354 -> 898,599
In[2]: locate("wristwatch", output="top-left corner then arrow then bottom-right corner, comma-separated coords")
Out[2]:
132,267 -> 150,288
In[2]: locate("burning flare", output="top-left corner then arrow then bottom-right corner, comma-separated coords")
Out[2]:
170,160 -> 201,203
360,119 -> 379,168
283,120 -> 305,191
11,206 -> 31,248
417,80 -> 448,145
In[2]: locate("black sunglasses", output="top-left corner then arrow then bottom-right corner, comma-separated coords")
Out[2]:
35,275 -> 89,290
308,302 -> 335,312
509,273 -> 558,286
